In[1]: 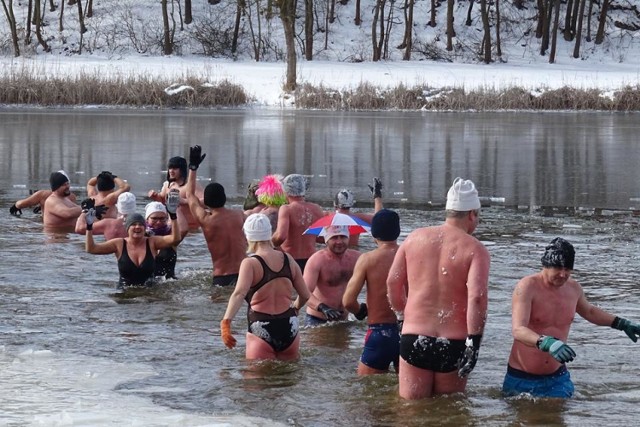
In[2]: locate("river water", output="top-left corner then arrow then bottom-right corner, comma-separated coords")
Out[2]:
1,110 -> 640,426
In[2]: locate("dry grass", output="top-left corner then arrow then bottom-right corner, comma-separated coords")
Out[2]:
0,71 -> 249,107
2,68 -> 640,111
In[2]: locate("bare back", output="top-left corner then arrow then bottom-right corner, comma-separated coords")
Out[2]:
391,224 -> 489,339
361,245 -> 398,324
199,207 -> 247,276
246,251 -> 302,314
276,200 -> 323,259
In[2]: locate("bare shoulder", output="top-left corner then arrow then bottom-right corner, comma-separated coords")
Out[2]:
514,273 -> 540,295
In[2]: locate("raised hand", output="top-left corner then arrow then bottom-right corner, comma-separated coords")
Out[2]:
220,319 -> 237,349
165,189 -> 180,219
458,334 -> 482,377
612,316 -> 640,342
317,303 -> 343,321
9,204 -> 22,216
81,198 -> 95,212
368,177 -> 382,199
537,336 -> 576,363
189,145 -> 206,171
85,208 -> 97,231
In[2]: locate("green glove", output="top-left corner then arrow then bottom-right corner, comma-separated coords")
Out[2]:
537,336 -> 576,363
612,317 -> 640,342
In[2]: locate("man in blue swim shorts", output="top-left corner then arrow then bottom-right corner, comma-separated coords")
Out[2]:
343,209 -> 402,374
504,237 -> 640,398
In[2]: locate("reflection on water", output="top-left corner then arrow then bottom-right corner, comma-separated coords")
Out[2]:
2,110 -> 640,425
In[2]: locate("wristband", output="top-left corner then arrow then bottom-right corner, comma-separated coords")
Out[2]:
169,212 -> 177,220
86,223 -> 93,231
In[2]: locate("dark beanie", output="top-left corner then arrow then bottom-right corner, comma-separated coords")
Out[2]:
96,171 -> 116,191
50,171 -> 69,191
125,213 -> 145,231
541,237 -> 575,270
204,183 -> 226,208
166,156 -> 188,185
371,209 -> 400,241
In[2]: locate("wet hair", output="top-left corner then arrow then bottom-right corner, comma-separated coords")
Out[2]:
371,209 -> 400,241
166,156 -> 188,185
541,237 -> 575,270
204,183 -> 226,208
96,171 -> 116,191
50,171 -> 69,191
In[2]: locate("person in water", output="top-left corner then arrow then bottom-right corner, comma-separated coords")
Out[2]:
220,213 -> 310,360
75,191 -> 136,239
85,189 -> 181,292
503,237 -> 640,398
144,201 -> 186,280
245,174 -> 287,231
43,170 -> 83,231
85,170 -> 131,219
387,177 -> 490,400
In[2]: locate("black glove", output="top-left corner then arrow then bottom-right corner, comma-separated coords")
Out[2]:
368,177 -> 382,199
612,316 -> 640,342
10,204 -> 22,216
189,145 -> 206,171
81,198 -> 95,212
32,205 -> 41,214
317,303 -> 342,321
458,334 -> 482,378
95,204 -> 108,220
354,303 -> 368,320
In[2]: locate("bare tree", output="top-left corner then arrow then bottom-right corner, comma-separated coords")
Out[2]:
540,0 -> 552,55
34,0 -> 51,52
549,0 -> 561,63
586,0 -> 593,41
536,0 -> 545,38
595,0 -> 610,44
398,0 -> 414,60
479,0 -> 491,63
76,0 -> 87,33
446,0 -> 454,51
26,0 -> 33,45
372,0 -> 386,61
563,0 -> 574,41
495,0 -> 502,58
305,0 -> 313,60
58,0 -> 64,31
573,0 -> 586,58
185,0 -> 192,24
232,0 -> 243,54
354,0 -> 361,25
465,0 -> 474,26
49,0 -> 55,11
428,0 -> 436,27
87,0 -> 93,17
1,0 -> 20,56
162,0 -> 173,54
278,0 -> 297,91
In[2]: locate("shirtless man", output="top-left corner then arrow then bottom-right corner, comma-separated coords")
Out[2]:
272,174 -> 324,273
331,177 -> 383,247
387,177 -> 490,400
86,171 -> 130,218
10,171 -> 75,216
343,209 -> 402,375
43,171 -> 82,231
342,209 -> 400,375
503,237 -> 640,398
304,225 -> 361,327
186,146 -> 247,288
148,155 -> 204,230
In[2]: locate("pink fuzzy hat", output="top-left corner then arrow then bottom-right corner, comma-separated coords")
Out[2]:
255,175 -> 287,207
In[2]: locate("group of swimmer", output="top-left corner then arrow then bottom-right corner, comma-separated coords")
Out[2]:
9,146 -> 640,401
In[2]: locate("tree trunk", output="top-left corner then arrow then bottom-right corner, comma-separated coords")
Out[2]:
77,0 -> 87,33
540,0 -> 552,55
573,0 -> 586,58
594,0 -> 609,44
354,0 -> 360,25
162,0 -> 173,54
34,0 -> 51,52
495,0 -> 501,57
185,0 -> 192,24
1,0 -> 21,56
586,0 -> 593,41
428,0 -> 436,27
569,0 -> 580,38
465,0 -> 474,26
49,0 -> 55,11
328,0 -> 335,23
372,0 -> 381,60
26,0 -> 32,45
86,0 -> 93,17
480,0 -> 491,63
231,0 -> 242,54
305,0 -> 313,60
58,0 -> 64,31
401,0 -> 414,60
446,0 -> 454,51
549,0 -> 561,63
279,0 -> 297,91
563,0 -> 573,41
535,0 -> 545,38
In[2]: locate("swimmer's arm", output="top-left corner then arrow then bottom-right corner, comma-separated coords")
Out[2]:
185,170 -> 208,222
576,286 -> 616,326
290,255 -> 310,311
48,199 -> 82,219
466,249 -> 490,336
222,259 -> 254,321
15,190 -> 51,209
343,255 -> 367,314
271,206 -> 289,247
151,218 -> 181,250
86,177 -> 98,197
386,244 -> 408,313
302,256 -> 322,310
85,232 -> 119,255
101,177 -> 131,207
511,279 -> 540,347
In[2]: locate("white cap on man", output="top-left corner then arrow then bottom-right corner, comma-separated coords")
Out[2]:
322,225 -> 349,241
445,177 -> 481,211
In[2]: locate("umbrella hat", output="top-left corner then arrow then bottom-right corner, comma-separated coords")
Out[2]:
303,212 -> 371,236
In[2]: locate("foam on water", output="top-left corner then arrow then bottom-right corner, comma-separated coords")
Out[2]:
0,347 -> 283,427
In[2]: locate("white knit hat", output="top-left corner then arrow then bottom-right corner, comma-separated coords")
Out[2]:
243,213 -> 272,242
145,201 -> 167,220
445,177 -> 481,211
116,192 -> 137,215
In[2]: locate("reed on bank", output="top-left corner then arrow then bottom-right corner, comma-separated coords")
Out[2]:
1,69 -> 639,111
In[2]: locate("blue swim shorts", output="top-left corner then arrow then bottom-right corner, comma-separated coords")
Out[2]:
502,364 -> 574,398
360,323 -> 400,371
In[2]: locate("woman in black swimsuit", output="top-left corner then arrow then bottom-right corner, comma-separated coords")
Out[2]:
85,190 -> 181,292
220,213 -> 310,360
